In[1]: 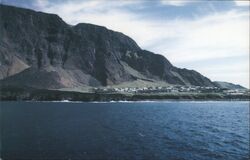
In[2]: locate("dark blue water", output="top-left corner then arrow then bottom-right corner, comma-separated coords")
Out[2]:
0,101 -> 249,160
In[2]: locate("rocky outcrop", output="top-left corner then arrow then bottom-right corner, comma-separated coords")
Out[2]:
0,4 -> 215,89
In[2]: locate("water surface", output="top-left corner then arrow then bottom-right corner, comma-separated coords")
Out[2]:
1,101 -> 249,160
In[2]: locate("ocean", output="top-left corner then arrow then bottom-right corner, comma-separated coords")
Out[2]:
0,101 -> 249,160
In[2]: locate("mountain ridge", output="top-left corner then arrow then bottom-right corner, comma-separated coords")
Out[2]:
214,81 -> 246,90
0,4 -> 216,89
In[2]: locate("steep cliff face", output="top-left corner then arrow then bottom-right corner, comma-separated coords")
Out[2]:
0,4 -> 215,89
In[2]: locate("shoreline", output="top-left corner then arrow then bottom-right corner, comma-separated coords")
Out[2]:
1,100 -> 249,103
1,87 -> 249,102
1,96 -> 249,102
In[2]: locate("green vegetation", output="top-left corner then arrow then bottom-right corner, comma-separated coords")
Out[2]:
1,86 -> 249,101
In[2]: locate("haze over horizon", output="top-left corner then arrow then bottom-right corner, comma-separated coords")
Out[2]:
1,0 -> 249,88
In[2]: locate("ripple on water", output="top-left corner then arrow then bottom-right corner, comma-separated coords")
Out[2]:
1,101 -> 249,160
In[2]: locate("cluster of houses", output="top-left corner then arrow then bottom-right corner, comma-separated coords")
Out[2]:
223,89 -> 249,95
92,85 -> 239,94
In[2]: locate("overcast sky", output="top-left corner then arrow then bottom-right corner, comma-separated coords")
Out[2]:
1,0 -> 249,88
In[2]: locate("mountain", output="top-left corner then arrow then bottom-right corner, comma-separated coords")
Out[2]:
0,4 -> 215,90
214,81 -> 246,90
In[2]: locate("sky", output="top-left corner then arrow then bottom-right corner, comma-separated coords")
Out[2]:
1,0 -> 249,88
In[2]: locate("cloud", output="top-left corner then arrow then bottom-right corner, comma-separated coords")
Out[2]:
160,0 -> 193,6
234,0 -> 250,6
158,10 -> 249,63
33,0 -> 49,8
32,0 -> 249,87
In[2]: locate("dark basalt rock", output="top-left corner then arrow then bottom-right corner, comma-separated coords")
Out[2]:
0,4 -> 215,89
